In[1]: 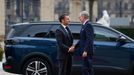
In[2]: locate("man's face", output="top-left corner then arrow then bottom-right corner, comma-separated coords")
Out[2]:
79,15 -> 84,23
62,16 -> 70,26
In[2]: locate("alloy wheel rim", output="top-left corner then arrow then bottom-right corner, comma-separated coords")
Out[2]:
26,61 -> 47,75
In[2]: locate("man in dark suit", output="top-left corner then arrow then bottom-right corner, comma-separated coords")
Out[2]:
55,14 -> 74,75
75,11 -> 94,75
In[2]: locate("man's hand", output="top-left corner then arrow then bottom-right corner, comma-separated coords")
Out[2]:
68,45 -> 75,53
82,51 -> 87,58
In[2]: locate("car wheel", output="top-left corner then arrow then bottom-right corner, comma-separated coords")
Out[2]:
22,57 -> 51,75
130,64 -> 134,75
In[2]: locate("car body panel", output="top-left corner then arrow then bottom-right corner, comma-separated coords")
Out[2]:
3,22 -> 134,75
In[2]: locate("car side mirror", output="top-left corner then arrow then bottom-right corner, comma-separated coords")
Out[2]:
116,36 -> 127,47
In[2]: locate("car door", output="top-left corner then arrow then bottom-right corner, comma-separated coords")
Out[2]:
93,26 -> 131,72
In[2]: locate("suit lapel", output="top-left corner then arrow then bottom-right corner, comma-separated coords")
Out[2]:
60,25 -> 69,38
60,25 -> 73,42
81,21 -> 89,32
67,27 -> 73,41
80,25 -> 85,33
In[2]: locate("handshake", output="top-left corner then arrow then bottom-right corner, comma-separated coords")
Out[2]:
68,45 -> 75,53
68,45 -> 88,57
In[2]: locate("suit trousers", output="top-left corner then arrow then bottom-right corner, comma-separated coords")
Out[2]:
58,55 -> 72,75
82,57 -> 94,75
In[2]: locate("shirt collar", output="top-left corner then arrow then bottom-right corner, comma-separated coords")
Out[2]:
83,19 -> 89,25
61,24 -> 67,29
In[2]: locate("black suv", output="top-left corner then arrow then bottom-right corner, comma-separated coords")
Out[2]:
3,21 -> 134,75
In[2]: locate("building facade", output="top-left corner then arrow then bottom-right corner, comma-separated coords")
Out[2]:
4,0 -> 95,24
4,0 -> 134,25
0,0 -> 5,40
98,0 -> 134,20
2,0 -> 134,36
5,0 -> 41,24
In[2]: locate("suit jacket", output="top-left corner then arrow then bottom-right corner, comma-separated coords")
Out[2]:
55,25 -> 73,60
76,21 -> 94,57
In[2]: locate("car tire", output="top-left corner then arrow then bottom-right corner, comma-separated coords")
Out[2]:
130,63 -> 134,75
22,57 -> 52,75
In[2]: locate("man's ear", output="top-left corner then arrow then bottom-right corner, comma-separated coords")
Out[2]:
61,19 -> 64,23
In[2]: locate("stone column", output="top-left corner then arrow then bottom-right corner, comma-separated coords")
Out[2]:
85,0 -> 89,13
69,0 -> 82,22
0,0 -> 5,38
40,0 -> 54,21
93,0 -> 98,22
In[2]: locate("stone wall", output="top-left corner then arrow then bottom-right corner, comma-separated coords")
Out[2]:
0,0 -> 5,40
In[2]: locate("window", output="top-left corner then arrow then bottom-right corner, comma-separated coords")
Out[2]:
131,15 -> 134,23
124,3 -> 128,10
34,32 -> 46,38
131,3 -> 134,10
6,0 -> 11,9
115,2 -> 119,10
13,24 -> 52,37
33,31 -> 55,38
107,2 -> 111,10
94,26 -> 119,42
32,0 -> 40,20
23,0 -> 40,21
102,1 -> 107,10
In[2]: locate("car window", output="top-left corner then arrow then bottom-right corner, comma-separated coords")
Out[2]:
34,32 -> 46,37
94,26 -> 119,42
12,24 -> 52,37
69,25 -> 81,33
34,25 -> 58,38
22,25 -> 51,37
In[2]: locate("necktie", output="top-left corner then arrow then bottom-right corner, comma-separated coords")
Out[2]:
65,27 -> 70,37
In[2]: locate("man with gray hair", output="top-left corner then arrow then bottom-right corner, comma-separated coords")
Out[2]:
74,11 -> 94,75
